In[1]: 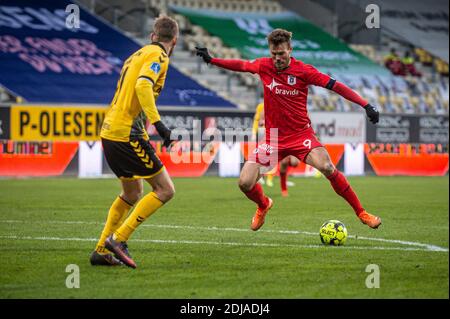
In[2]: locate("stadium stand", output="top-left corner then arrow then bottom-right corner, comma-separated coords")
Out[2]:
0,0 -> 236,108
162,1 -> 393,111
0,0 -> 448,181
1,0 -> 447,114
306,0 -> 448,114
158,0 -> 448,114
349,39 -> 449,114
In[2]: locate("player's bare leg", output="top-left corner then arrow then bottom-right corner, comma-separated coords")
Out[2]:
120,179 -> 144,206
91,179 -> 143,266
239,162 -> 273,231
279,155 -> 299,197
106,169 -> 175,268
145,169 -> 176,203
305,147 -> 381,229
239,161 -> 262,193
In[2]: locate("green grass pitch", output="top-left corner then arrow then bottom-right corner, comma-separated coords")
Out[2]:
0,176 -> 448,298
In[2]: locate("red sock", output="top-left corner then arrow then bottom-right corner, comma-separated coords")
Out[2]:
244,183 -> 269,209
280,172 -> 287,192
326,170 -> 364,215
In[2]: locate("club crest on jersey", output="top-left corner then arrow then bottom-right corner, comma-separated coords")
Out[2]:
287,75 -> 296,85
150,62 -> 161,74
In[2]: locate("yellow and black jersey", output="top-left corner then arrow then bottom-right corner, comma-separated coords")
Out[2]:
101,42 -> 169,142
252,102 -> 265,136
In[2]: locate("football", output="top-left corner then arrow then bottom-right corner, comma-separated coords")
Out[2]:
319,220 -> 348,246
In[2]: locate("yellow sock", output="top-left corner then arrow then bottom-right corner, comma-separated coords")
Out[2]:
114,192 -> 163,242
95,196 -> 133,254
267,173 -> 273,186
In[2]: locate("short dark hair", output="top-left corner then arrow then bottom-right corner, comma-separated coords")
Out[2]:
153,15 -> 178,42
267,29 -> 292,46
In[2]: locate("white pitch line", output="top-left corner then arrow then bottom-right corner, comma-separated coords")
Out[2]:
0,235 -> 443,252
0,219 -> 448,252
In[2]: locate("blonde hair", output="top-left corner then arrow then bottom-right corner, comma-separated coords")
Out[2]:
153,15 -> 179,42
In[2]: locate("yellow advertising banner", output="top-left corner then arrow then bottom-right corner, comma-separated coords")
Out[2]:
10,105 -> 107,141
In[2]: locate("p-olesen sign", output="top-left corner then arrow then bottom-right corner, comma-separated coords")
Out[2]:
10,104 -> 106,141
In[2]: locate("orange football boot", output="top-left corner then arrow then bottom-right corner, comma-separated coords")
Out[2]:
281,190 -> 289,197
358,210 -> 382,229
105,235 -> 137,269
251,197 -> 273,231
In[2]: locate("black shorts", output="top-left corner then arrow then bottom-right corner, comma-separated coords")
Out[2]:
102,137 -> 164,179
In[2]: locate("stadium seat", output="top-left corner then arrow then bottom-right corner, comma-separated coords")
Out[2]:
311,95 -> 321,111
443,100 -> 449,113
408,93 -> 420,112
239,74 -> 252,87
342,99 -> 353,112
328,95 -> 339,111
398,93 -> 414,113
415,48 -> 434,66
386,95 -> 398,113
333,96 -> 344,112
350,44 -> 376,60
435,59 -> 449,76
209,36 -> 223,48
416,96 -> 427,113
423,93 -> 436,113
377,94 -> 387,113
253,3 -> 263,12
191,25 -> 206,36
172,14 -> 191,33
307,95 -> 315,110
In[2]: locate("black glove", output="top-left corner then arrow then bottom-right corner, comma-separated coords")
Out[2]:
195,47 -> 212,64
154,121 -> 175,148
364,104 -> 379,124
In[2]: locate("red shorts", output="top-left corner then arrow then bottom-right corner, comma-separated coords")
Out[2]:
249,127 -> 323,167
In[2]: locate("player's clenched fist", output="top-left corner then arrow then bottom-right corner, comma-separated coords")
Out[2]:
195,47 -> 212,63
364,104 -> 379,124
154,121 -> 176,148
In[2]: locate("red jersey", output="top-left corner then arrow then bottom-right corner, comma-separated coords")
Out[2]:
212,57 -> 331,149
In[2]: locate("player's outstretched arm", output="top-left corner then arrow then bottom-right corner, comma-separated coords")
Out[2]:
304,64 -> 379,124
195,47 -> 259,74
330,81 -> 379,124
195,47 -> 212,63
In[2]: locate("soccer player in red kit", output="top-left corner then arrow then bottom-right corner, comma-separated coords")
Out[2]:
195,29 -> 381,230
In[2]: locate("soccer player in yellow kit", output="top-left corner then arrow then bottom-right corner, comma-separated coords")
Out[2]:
89,16 -> 179,268
252,102 -> 299,196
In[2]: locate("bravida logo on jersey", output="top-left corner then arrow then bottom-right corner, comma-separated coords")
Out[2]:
266,78 -> 299,96
265,78 -> 281,91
